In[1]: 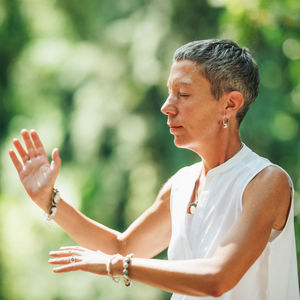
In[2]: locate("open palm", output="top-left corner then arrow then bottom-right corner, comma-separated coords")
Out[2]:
9,129 -> 61,211
48,246 -> 111,275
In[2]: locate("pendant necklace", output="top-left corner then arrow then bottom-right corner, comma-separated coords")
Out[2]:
189,180 -> 199,215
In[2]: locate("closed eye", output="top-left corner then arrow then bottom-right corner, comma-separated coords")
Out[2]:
179,94 -> 190,98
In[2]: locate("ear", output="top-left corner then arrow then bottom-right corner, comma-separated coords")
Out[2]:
224,91 -> 244,117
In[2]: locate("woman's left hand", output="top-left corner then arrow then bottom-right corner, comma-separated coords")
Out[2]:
48,246 -> 111,275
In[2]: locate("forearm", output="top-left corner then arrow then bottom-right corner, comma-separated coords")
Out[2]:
52,198 -> 121,253
113,257 -> 223,297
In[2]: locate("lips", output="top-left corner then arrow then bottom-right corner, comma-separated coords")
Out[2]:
168,123 -> 183,134
168,123 -> 183,129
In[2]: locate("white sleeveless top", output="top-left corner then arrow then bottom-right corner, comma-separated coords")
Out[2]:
168,144 -> 299,300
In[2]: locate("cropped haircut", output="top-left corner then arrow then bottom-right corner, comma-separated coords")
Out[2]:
174,39 -> 259,124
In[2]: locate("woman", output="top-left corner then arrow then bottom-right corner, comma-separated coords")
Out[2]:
9,39 -> 299,300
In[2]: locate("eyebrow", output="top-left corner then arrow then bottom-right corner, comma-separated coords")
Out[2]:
166,79 -> 193,87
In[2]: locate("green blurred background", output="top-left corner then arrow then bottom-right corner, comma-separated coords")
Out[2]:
0,0 -> 299,299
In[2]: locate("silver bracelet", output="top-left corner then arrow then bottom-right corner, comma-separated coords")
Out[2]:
106,254 -> 121,283
45,188 -> 60,221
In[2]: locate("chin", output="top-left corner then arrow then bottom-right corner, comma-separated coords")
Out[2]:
173,136 -> 190,149
173,136 -> 200,153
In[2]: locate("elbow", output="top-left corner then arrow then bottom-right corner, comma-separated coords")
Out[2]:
207,270 -> 239,298
201,269 -> 233,298
209,284 -> 226,298
206,280 -> 226,298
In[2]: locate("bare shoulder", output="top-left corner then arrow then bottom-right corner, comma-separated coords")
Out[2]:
243,165 -> 291,230
254,165 -> 289,182
246,165 -> 291,195
156,174 -> 175,204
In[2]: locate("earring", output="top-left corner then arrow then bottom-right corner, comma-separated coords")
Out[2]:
223,116 -> 228,128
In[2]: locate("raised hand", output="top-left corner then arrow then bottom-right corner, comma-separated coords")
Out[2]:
48,246 -> 113,275
9,129 -> 61,212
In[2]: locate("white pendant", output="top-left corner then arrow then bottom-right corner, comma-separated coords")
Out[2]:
190,203 -> 197,215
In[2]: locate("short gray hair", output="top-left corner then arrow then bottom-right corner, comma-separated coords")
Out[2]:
174,39 -> 259,124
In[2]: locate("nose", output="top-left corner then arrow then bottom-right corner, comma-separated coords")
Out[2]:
161,96 -> 177,116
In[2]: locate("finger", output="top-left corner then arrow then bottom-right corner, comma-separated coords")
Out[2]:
21,129 -> 38,158
48,257 -> 71,265
30,130 -> 47,157
48,256 -> 81,265
9,150 -> 23,173
59,246 -> 85,251
13,139 -> 30,164
50,148 -> 61,175
49,250 -> 82,257
53,263 -> 83,273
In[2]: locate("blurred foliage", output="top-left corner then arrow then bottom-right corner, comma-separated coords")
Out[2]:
0,0 -> 299,299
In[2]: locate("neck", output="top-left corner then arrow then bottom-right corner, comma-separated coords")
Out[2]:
193,132 -> 242,176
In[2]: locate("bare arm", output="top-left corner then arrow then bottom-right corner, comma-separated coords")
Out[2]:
49,166 -> 291,297
125,166 -> 291,296
51,177 -> 172,256
9,129 -> 172,256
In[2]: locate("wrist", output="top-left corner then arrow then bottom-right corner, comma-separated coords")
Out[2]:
109,253 -> 134,287
110,254 -> 123,277
32,188 -> 55,212
45,188 -> 61,221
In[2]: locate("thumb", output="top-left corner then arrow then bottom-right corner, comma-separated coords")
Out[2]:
50,148 -> 61,175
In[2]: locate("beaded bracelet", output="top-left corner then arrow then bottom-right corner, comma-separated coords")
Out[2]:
45,188 -> 60,221
123,253 -> 134,287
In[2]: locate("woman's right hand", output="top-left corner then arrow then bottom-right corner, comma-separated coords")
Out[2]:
9,129 -> 61,212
